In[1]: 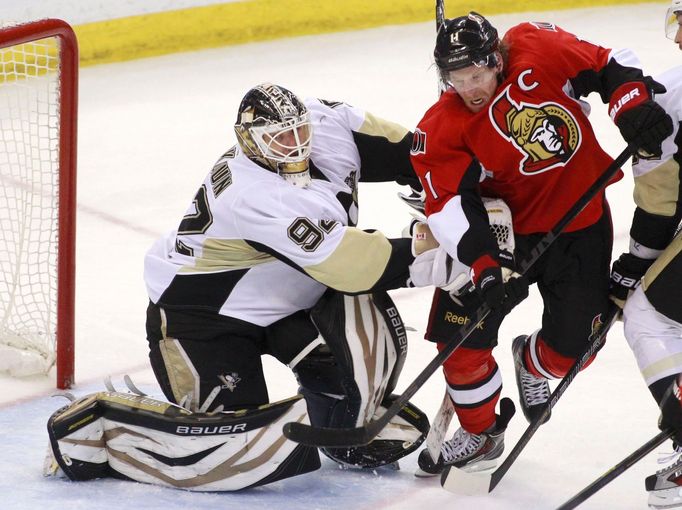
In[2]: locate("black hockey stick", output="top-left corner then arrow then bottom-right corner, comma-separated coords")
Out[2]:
283,145 -> 633,448
441,303 -> 621,494
556,429 -> 673,510
436,0 -> 445,28
436,0 -> 446,95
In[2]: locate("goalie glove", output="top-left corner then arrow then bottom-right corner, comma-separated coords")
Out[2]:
609,252 -> 655,308
610,78 -> 673,158
406,221 -> 469,292
408,246 -> 469,292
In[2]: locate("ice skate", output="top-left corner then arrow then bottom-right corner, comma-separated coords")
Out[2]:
415,397 -> 515,477
646,448 -> 682,509
512,335 -> 551,424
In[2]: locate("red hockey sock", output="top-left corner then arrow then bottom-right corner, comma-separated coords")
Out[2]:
523,332 -> 596,379
440,345 -> 500,434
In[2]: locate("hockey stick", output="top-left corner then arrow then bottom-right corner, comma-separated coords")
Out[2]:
556,430 -> 673,510
282,145 -> 634,448
441,303 -> 621,495
436,0 -> 445,28
436,0 -> 447,95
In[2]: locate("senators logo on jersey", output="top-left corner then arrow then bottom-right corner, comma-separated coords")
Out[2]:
490,85 -> 581,175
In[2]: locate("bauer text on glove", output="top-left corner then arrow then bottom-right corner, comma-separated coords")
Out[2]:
610,79 -> 673,158
609,252 -> 655,307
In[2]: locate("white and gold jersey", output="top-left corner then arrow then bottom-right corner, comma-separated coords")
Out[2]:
630,65 -> 682,259
144,98 -> 414,327
627,66 -> 682,323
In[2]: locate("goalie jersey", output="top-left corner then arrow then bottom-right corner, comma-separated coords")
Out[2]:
144,98 -> 414,327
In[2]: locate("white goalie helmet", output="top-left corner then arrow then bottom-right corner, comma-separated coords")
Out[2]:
666,0 -> 682,39
234,83 -> 313,188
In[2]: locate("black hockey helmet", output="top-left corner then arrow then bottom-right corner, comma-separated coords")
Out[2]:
234,83 -> 312,187
434,12 -> 499,75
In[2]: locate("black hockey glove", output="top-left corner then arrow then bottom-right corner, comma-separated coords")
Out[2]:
473,252 -> 529,314
658,377 -> 682,445
609,252 -> 655,307
611,79 -> 673,158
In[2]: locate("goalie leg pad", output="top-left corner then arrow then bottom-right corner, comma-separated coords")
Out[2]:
46,392 -> 320,491
320,394 -> 430,469
302,290 -> 408,429
46,393 -> 109,481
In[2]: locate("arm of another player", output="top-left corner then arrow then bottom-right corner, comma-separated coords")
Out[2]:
611,69 -> 682,306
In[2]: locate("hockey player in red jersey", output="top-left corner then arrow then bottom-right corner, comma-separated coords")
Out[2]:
410,12 -> 674,476
614,2 -> 682,507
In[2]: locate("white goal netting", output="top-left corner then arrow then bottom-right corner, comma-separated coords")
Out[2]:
0,34 -> 61,376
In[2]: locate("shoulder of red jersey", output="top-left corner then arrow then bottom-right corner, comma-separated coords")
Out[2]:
503,22 -> 576,52
503,21 -> 614,81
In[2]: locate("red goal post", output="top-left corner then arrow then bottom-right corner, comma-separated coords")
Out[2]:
0,19 -> 77,389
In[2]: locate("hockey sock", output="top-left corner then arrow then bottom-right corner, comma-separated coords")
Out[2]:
440,345 -> 501,434
524,331 -> 596,379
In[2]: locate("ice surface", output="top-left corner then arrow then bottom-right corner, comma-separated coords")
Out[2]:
0,4 -> 678,509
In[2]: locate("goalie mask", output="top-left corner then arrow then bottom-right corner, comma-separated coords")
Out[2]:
235,83 -> 313,188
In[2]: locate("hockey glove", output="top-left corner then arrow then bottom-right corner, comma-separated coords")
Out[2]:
658,376 -> 682,445
472,254 -> 529,314
610,79 -> 673,158
609,252 -> 655,307
408,247 -> 470,292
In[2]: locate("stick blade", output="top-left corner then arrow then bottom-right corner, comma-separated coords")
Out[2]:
440,465 -> 493,495
282,421 -> 373,447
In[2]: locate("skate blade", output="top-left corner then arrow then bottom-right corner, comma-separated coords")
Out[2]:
648,487 -> 682,510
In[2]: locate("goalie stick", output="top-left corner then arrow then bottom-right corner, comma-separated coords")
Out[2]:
282,145 -> 634,448
556,430 -> 673,510
441,303 -> 621,495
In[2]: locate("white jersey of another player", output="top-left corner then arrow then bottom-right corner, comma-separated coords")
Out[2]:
144,98 -> 414,327
629,64 -> 682,260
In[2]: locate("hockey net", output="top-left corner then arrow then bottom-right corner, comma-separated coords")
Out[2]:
0,19 -> 77,388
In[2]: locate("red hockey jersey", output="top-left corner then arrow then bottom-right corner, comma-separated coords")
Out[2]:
411,22 -> 639,267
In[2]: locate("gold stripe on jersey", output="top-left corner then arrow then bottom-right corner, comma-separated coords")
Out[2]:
305,229 -> 392,293
179,239 -> 274,273
642,231 -> 682,290
357,112 -> 409,143
634,159 -> 681,217
641,351 -> 682,383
